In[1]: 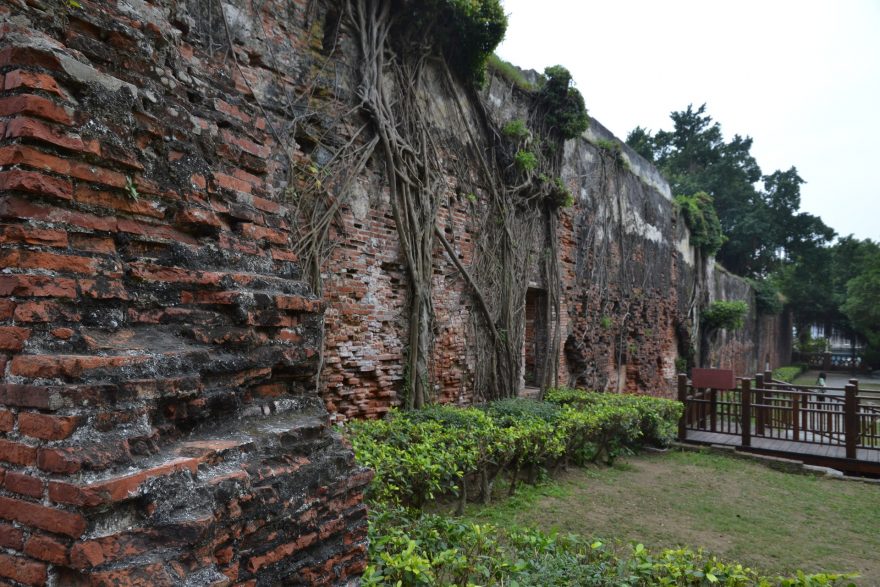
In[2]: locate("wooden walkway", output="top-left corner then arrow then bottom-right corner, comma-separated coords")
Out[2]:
679,371 -> 880,476
685,429 -> 880,474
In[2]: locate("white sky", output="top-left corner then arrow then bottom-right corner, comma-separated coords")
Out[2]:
496,0 -> 880,241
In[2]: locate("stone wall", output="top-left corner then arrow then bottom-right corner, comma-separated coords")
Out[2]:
319,73 -> 701,419
705,265 -> 792,376
0,0 -> 789,583
0,1 -> 370,584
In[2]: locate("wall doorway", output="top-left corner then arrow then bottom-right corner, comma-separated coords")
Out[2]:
524,288 -> 548,388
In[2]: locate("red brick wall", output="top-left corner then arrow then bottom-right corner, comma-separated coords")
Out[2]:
706,266 -> 792,376
319,97 -> 695,411
0,1 -> 370,584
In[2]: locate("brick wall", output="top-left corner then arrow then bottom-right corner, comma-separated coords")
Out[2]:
319,74 -> 704,415
706,265 -> 792,375
0,0 -> 784,582
0,1 -> 370,584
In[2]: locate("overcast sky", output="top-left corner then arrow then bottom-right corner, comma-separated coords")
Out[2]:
496,0 -> 880,241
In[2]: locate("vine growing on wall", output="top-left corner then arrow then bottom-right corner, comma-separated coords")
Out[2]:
341,0 -> 594,405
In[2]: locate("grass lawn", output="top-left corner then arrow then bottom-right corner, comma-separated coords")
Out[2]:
461,449 -> 880,583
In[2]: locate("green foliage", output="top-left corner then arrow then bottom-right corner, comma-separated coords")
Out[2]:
675,356 -> 688,374
595,138 -> 621,154
545,176 -> 574,208
594,137 -> 630,169
400,0 -> 507,83
124,176 -> 139,201
675,192 -> 725,257
777,236 -> 880,367
702,300 -> 749,332
626,125 -> 655,162
545,388 -> 683,449
502,119 -> 530,140
363,508 -> 516,586
600,315 -> 613,329
364,508 -> 857,586
343,393 -> 681,509
351,397 -> 852,586
486,53 -> 537,91
748,277 -> 783,315
772,365 -> 805,383
538,65 -> 589,140
841,247 -> 880,364
794,336 -> 827,354
628,105 -> 834,277
514,149 -> 538,172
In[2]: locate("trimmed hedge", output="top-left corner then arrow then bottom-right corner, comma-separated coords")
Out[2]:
772,365 -> 806,383
344,390 -> 682,508
348,390 -> 855,586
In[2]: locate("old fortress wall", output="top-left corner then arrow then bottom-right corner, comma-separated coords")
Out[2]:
0,0 -> 785,584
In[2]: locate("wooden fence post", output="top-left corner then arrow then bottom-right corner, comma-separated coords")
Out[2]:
755,373 -> 764,436
741,377 -> 751,448
677,373 -> 688,441
791,388 -> 800,442
709,388 -> 717,433
845,383 -> 858,459
801,392 -> 808,433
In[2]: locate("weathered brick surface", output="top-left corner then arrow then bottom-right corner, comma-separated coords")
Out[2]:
0,0 -> 778,583
0,2 -> 369,584
706,265 -> 791,375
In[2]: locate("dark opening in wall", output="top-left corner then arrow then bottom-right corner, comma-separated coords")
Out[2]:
524,288 -> 548,388
321,8 -> 341,55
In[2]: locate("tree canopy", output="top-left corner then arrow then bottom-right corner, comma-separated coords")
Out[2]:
628,105 -> 880,367
626,104 -> 834,277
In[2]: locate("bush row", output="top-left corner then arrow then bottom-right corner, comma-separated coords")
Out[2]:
347,390 -> 855,585
343,389 -> 682,509
771,365 -> 807,383
363,508 -> 855,587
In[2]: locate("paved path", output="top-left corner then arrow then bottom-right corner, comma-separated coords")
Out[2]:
800,369 -> 880,392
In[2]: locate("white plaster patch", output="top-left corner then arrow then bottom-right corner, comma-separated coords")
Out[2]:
676,236 -> 695,267
349,181 -> 370,222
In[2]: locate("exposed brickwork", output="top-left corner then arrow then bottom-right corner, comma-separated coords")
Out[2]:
0,1 -> 369,584
0,0 -> 782,583
706,266 -> 791,375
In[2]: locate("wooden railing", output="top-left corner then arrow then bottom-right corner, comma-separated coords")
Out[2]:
678,371 -> 880,459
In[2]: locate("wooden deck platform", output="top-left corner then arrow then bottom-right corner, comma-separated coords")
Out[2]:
684,430 -> 880,475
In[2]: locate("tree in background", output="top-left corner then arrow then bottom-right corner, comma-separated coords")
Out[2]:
839,239 -> 880,366
624,105 -> 880,367
626,104 -> 834,277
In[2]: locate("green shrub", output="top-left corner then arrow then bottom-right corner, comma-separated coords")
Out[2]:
487,53 -> 537,91
546,388 -> 682,449
350,396 -> 854,586
594,138 -> 623,156
795,336 -> 827,354
343,392 -> 683,509
515,149 -> 538,172
502,119 -> 530,140
772,365 -> 804,383
702,300 -> 749,331
675,192 -> 725,256
749,277 -> 784,315
363,507 -> 857,586
538,65 -> 589,140
547,176 -> 574,208
402,0 -> 507,83
345,410 -> 479,508
675,356 -> 688,374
